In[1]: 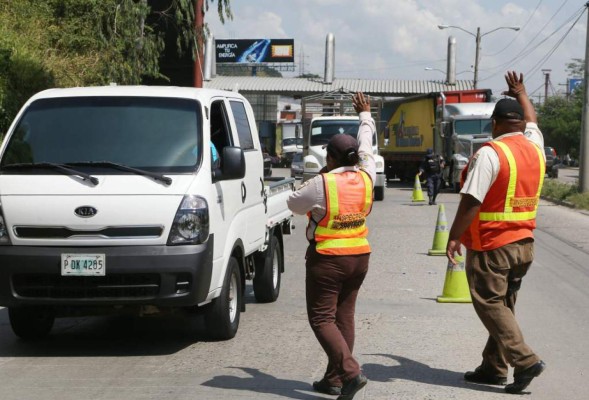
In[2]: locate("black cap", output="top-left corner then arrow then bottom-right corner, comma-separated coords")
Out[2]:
492,98 -> 524,120
326,134 -> 358,161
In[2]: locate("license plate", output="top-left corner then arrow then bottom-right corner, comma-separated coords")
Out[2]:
61,254 -> 105,276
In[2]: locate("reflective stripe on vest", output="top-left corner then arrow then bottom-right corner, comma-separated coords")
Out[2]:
315,170 -> 373,255
478,141 -> 545,222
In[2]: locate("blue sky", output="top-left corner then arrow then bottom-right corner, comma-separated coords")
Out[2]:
207,0 -> 586,100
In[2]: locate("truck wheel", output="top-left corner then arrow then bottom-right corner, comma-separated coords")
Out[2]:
253,234 -> 282,303
374,185 -> 384,201
9,307 -> 54,340
204,257 -> 242,340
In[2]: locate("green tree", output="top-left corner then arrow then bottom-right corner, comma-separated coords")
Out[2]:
566,58 -> 584,77
0,0 -> 232,135
538,84 -> 583,158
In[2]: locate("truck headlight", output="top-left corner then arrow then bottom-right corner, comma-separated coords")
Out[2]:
167,195 -> 209,245
0,207 -> 10,245
376,160 -> 384,169
305,161 -> 320,170
457,159 -> 468,168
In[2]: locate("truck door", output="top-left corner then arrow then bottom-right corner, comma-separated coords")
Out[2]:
209,98 -> 243,265
227,99 -> 266,251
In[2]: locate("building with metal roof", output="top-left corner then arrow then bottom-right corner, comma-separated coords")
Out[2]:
204,76 -> 475,98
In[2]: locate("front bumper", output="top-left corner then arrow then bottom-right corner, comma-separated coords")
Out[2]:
0,237 -> 214,308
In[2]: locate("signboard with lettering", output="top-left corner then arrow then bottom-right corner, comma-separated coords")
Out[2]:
216,39 -> 294,63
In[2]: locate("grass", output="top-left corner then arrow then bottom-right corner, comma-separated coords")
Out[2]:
541,179 -> 589,211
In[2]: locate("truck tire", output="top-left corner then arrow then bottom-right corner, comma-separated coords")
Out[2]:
204,257 -> 242,340
374,185 -> 384,201
9,307 -> 54,340
253,234 -> 282,303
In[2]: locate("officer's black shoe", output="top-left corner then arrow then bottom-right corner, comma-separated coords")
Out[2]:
428,197 -> 433,205
505,360 -> 546,394
464,366 -> 507,385
312,378 -> 341,395
337,374 -> 367,400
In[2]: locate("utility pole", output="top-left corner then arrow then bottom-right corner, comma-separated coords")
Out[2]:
474,27 -> 481,89
580,2 -> 589,192
193,0 -> 204,88
542,69 -> 551,104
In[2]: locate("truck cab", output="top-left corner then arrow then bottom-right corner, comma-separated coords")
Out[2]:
0,86 -> 293,340
441,103 -> 495,192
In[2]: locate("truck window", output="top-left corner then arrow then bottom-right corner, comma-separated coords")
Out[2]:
454,119 -> 492,136
310,120 -> 376,146
210,100 -> 233,167
1,97 -> 202,173
229,100 -> 254,150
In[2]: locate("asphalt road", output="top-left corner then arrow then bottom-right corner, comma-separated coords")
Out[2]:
0,169 -> 588,400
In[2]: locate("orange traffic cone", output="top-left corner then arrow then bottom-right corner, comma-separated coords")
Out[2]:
428,204 -> 448,256
412,174 -> 425,202
437,255 -> 472,303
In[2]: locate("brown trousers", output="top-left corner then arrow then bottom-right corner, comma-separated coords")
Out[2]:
305,245 -> 369,385
466,238 -> 540,377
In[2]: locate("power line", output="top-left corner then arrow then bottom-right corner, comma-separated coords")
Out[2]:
478,4 -> 585,83
524,7 -> 585,79
483,0 -> 543,57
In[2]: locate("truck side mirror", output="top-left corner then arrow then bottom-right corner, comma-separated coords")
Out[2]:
439,121 -> 448,138
214,146 -> 246,181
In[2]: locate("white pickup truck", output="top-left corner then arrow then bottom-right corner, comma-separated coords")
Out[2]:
0,86 -> 294,340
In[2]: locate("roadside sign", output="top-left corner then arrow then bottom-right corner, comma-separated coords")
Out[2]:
569,78 -> 583,94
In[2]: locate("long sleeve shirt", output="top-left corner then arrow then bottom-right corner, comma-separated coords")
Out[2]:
287,111 -> 376,241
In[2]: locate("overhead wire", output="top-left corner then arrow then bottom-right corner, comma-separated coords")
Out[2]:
524,7 -> 585,79
483,0 -> 543,57
478,4 -> 585,84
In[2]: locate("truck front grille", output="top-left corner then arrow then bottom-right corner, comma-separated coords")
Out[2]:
14,226 -> 163,239
13,274 -> 161,299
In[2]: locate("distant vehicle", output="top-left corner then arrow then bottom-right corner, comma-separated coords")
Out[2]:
544,146 -> 558,178
290,152 -> 304,178
300,90 -> 386,201
379,89 -> 494,193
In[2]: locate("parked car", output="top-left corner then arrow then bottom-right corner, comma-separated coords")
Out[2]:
290,152 -> 304,178
544,146 -> 558,178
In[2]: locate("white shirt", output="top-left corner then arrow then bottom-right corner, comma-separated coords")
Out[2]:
287,111 -> 376,240
460,122 -> 545,203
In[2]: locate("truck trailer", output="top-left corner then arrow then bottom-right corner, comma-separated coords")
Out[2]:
379,89 -> 494,190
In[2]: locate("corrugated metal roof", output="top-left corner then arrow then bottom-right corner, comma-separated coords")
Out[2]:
204,76 -> 475,97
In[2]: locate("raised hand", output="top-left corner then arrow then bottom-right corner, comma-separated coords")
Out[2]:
502,71 -> 526,98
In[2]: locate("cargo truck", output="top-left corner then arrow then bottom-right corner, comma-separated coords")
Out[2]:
0,86 -> 294,340
300,90 -> 386,201
379,89 -> 494,191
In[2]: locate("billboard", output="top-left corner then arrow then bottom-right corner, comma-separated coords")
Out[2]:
569,78 -> 583,94
216,39 -> 294,63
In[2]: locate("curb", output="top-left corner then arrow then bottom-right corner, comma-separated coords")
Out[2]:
541,195 -> 589,216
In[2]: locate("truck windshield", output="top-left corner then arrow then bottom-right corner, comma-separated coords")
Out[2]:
1,96 -> 201,173
310,120 -> 376,145
454,119 -> 492,136
282,138 -> 303,146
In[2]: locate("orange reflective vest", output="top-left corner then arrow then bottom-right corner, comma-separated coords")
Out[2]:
461,135 -> 545,251
313,170 -> 373,255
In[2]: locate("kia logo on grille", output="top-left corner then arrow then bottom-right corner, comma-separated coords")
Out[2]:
75,206 -> 98,218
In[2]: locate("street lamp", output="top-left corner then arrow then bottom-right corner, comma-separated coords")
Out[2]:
437,24 -> 520,89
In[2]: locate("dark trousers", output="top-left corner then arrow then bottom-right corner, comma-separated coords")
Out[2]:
305,245 -> 369,385
426,173 -> 442,201
466,238 -> 540,377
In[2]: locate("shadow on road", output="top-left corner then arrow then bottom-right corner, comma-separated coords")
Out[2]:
0,283 -> 263,357
202,367 -> 325,400
362,354 -> 505,394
